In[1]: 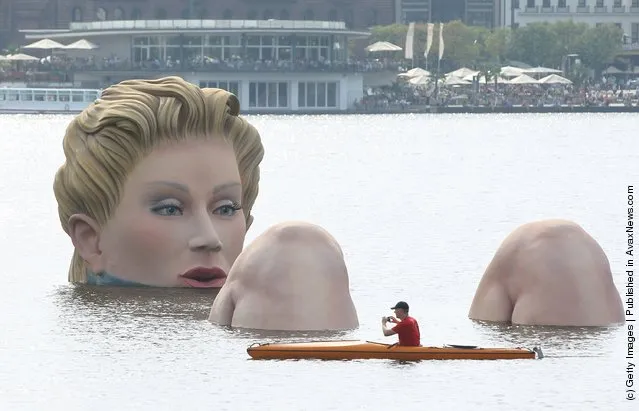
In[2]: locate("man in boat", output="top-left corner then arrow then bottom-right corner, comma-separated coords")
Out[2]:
382,301 -> 420,346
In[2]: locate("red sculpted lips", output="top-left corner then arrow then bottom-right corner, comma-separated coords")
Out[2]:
179,267 -> 227,288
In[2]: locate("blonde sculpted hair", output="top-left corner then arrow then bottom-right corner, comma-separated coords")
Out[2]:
53,76 -> 265,283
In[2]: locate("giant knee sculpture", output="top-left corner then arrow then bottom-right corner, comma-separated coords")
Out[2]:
209,221 -> 359,330
468,219 -> 624,326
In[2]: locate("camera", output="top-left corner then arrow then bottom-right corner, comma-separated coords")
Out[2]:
386,317 -> 394,321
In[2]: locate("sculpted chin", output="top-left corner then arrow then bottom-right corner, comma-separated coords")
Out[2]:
209,221 -> 359,331
468,219 -> 625,326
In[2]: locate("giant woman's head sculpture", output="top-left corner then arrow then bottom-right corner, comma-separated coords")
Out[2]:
53,76 -> 264,287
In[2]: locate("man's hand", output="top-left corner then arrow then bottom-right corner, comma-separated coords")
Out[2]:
387,316 -> 398,323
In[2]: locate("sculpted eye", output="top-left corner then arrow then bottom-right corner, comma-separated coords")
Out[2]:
214,202 -> 242,217
151,202 -> 184,216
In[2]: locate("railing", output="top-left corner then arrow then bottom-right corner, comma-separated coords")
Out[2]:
576,6 -> 590,12
622,43 -> 639,51
541,6 -> 555,12
556,6 -> 570,12
594,6 -> 607,13
613,6 -> 626,12
524,6 -> 539,13
68,19 -> 349,32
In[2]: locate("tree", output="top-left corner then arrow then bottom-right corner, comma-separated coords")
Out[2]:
426,20 -> 481,68
484,28 -> 510,63
574,23 -> 624,76
550,20 -> 589,62
507,22 -> 560,67
359,20 -> 624,75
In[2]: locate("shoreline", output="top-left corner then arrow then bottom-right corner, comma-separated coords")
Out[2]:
1,105 -> 638,116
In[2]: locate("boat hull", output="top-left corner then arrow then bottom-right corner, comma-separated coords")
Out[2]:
246,340 -> 540,361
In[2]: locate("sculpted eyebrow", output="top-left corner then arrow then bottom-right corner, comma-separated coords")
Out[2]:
146,181 -> 241,195
146,181 -> 189,193
213,182 -> 242,195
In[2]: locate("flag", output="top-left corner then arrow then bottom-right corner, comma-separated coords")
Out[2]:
405,22 -> 415,60
425,23 -> 434,58
438,22 -> 445,61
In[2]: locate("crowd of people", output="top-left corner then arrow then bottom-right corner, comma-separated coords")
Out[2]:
355,77 -> 639,111
0,54 -> 405,83
1,53 -> 638,109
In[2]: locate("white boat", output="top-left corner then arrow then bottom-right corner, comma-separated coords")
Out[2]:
0,87 -> 101,114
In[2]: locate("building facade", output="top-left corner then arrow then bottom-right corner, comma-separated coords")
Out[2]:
500,0 -> 639,46
0,0 -> 397,48
397,0 -> 503,28
19,19 -> 369,113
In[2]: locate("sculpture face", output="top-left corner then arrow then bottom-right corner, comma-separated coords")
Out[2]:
468,219 -> 625,326
75,139 -> 247,287
208,221 -> 359,331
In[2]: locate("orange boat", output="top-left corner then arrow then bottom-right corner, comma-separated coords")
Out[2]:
247,340 -> 543,361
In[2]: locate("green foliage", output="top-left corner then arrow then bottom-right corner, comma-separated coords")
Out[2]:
364,20 -> 624,74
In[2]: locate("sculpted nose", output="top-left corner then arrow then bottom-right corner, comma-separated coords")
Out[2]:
188,217 -> 222,252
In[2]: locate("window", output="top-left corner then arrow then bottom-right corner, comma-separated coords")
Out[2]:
114,7 -> 125,19
200,35 -> 242,61
632,23 -> 639,43
558,0 -> 567,7
614,0 -> 622,7
596,0 -> 604,7
344,10 -> 354,28
526,0 -> 535,8
96,7 -> 107,21
368,9 -> 378,26
249,82 -> 288,108
71,7 -> 82,22
199,81 -> 240,98
298,82 -> 338,108
633,0 -> 639,7
293,36 -> 330,60
542,0 -> 550,7
246,35 -> 277,60
578,0 -> 586,7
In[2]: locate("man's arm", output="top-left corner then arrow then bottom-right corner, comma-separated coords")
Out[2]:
381,317 -> 398,336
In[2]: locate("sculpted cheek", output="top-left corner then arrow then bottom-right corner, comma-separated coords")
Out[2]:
102,217 -> 176,274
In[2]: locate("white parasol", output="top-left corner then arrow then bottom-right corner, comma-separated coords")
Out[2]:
365,41 -> 402,52
538,74 -> 573,85
508,74 -> 540,84
22,38 -> 65,50
62,39 -> 99,50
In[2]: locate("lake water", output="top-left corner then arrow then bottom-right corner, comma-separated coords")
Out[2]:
0,112 -> 636,410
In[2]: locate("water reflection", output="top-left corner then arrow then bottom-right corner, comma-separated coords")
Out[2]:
52,284 -> 218,320
470,320 -> 622,357
215,325 -> 358,343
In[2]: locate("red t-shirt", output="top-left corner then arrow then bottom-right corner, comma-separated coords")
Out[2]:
392,316 -> 420,346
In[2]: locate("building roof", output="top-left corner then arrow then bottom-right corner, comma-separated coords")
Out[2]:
21,19 -> 371,40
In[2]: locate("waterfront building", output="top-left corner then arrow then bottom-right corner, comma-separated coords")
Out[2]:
397,0 -> 503,28
19,19 -> 372,113
0,0 -> 396,48
500,0 -> 639,62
